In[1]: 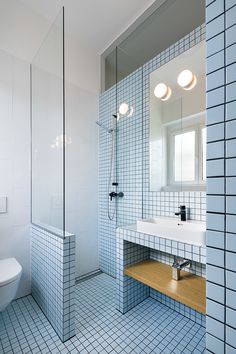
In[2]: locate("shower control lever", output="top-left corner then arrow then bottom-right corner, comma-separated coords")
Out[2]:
109,192 -> 116,201
109,191 -> 124,201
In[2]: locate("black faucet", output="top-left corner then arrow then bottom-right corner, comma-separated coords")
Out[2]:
175,205 -> 187,221
109,191 -> 124,201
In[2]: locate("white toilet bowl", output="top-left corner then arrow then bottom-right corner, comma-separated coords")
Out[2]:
0,258 -> 22,312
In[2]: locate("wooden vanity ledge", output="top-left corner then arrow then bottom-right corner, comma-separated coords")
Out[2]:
124,259 -> 206,314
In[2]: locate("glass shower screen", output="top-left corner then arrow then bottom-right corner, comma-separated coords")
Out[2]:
31,9 -> 65,235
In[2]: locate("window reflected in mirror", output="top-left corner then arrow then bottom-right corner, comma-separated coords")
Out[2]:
149,41 -> 206,191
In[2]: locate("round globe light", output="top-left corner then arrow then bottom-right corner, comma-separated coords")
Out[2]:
154,83 -> 172,101
154,83 -> 167,99
119,103 -> 129,115
177,69 -> 197,90
127,106 -> 134,117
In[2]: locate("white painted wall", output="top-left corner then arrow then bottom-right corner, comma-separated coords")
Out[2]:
0,0 -> 51,64
0,0 -> 163,281
0,1 -> 100,284
65,34 -> 100,277
66,82 -> 99,276
0,49 -> 31,298
29,12 -> 100,277
31,65 -> 64,230
31,50 -> 100,278
0,0 -> 160,288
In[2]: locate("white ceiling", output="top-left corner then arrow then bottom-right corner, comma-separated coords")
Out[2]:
19,0 -> 156,54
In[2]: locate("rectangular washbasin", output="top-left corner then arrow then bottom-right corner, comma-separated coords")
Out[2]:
137,217 -> 206,246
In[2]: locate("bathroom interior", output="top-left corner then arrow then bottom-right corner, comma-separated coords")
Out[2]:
0,0 -> 236,353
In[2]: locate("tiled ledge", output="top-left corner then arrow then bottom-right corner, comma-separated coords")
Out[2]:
117,224 -> 206,264
32,221 -> 74,239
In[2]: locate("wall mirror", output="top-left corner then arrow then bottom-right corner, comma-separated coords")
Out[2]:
149,41 -> 206,191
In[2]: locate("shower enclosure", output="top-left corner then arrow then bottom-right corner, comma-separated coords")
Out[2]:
31,10 -> 65,232
98,46 -> 144,276
31,8 -> 75,342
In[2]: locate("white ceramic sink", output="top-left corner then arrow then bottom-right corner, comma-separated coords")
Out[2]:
137,217 -> 206,246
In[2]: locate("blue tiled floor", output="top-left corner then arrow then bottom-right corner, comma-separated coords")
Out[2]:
0,273 -> 205,353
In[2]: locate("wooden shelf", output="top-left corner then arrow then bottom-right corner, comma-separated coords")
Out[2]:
124,260 -> 206,314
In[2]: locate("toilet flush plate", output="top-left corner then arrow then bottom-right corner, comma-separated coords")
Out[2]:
0,196 -> 7,213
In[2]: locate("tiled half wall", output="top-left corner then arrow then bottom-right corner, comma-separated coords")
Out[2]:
31,225 -> 75,342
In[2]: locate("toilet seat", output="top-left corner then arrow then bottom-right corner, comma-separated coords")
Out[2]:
0,258 -> 22,287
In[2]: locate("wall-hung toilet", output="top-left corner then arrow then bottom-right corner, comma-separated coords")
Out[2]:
0,258 -> 22,311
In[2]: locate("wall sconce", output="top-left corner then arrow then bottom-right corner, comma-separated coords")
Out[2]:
177,69 -> 197,90
119,103 -> 129,115
118,103 -> 134,118
154,83 -> 172,101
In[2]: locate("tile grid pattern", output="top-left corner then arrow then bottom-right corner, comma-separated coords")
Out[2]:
116,68 -> 143,228
116,227 -> 206,327
150,249 -> 206,278
116,237 -> 150,314
98,24 -> 206,280
206,1 -> 236,353
118,226 -> 206,265
31,225 -> 75,342
142,24 -> 206,223
0,273 -> 206,354
98,87 -> 117,277
143,192 -> 206,221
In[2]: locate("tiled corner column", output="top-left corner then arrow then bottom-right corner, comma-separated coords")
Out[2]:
31,225 -> 75,342
206,1 -> 236,353
116,232 -> 149,313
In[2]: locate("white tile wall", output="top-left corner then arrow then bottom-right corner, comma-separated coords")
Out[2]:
0,49 -> 31,298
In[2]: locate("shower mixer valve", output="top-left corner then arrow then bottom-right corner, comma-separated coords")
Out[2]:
109,191 -> 124,201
